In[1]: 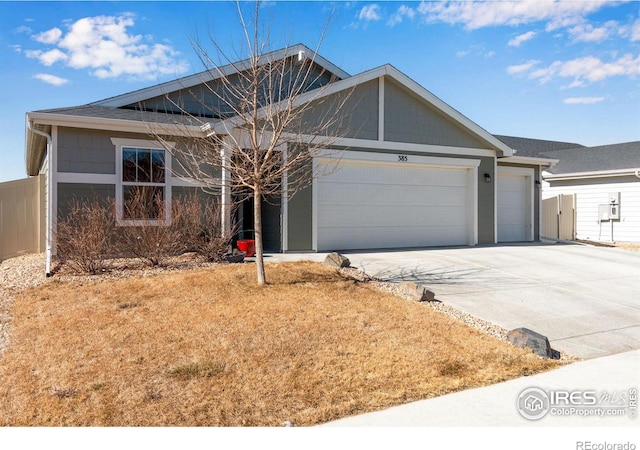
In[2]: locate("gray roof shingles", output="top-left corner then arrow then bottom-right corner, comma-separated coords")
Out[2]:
495,135 -> 640,175
542,142 -> 640,175
494,134 -> 585,157
35,104 -> 207,127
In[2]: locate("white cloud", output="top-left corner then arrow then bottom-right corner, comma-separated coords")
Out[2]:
568,20 -> 618,43
26,48 -> 68,66
13,25 -> 32,34
388,5 -> 416,27
631,18 -> 640,41
563,96 -> 605,104
33,27 -> 62,44
506,59 -> 540,75
24,14 -> 189,80
416,0 -> 612,31
508,31 -> 537,47
358,4 -> 381,22
512,53 -> 640,85
34,73 -> 69,86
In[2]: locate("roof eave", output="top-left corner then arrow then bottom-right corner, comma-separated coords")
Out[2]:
26,111 -> 206,136
499,156 -> 559,166
25,117 -> 50,176
543,168 -> 640,181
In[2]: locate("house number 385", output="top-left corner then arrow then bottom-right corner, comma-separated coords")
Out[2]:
398,155 -> 408,162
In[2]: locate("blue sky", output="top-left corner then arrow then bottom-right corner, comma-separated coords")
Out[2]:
1,0 -> 639,182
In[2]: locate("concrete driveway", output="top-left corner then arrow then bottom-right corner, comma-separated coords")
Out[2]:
337,243 -> 640,359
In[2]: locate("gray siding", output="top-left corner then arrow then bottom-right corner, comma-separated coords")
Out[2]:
58,128 -> 156,174
171,142 -> 222,179
384,78 -> 488,149
297,79 -> 378,140
477,157 -> 496,244
136,61 -> 335,117
58,128 -> 117,174
57,127 -> 220,180
172,186 -> 219,202
57,183 -> 116,222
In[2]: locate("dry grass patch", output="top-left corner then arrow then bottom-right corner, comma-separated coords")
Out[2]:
0,262 -> 560,426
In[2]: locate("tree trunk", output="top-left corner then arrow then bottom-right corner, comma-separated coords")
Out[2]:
253,190 -> 266,285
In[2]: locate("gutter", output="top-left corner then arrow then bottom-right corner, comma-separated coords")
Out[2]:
498,155 -> 559,167
27,120 -> 53,277
544,168 -> 640,181
26,111 -> 205,138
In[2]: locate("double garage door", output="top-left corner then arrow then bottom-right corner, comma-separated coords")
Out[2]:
315,153 -> 478,251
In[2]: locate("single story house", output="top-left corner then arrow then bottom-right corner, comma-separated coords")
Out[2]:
496,137 -> 640,243
25,44 -> 555,273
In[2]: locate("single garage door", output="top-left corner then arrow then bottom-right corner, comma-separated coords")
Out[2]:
497,166 -> 534,242
315,154 -> 477,251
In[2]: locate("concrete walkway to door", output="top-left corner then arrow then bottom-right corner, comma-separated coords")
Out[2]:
268,242 -> 640,359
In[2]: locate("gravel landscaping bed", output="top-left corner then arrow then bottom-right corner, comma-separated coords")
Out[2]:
0,253 -> 48,354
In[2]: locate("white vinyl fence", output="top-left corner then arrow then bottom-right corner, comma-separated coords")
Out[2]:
0,176 -> 44,261
541,194 -> 575,241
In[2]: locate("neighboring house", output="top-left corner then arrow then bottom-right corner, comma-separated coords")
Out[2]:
25,44 -> 554,273
496,136 -> 640,243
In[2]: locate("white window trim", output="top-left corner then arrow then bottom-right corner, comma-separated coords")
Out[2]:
111,137 -> 175,226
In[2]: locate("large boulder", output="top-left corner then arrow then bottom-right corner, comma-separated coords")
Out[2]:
399,281 -> 436,302
507,327 -> 553,359
324,252 -> 351,268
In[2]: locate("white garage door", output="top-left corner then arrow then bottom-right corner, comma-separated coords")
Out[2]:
315,155 -> 477,251
497,166 -> 534,242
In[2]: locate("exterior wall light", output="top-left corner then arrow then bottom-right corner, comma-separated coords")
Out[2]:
484,173 -> 492,183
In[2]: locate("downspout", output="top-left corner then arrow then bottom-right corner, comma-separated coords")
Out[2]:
27,121 -> 53,277
635,169 -> 640,179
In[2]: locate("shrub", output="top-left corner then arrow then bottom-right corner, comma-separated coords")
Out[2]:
117,189 -> 190,267
55,198 -> 115,274
188,198 -> 237,262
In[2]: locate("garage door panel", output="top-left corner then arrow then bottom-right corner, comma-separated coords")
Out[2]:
497,168 -> 533,242
325,163 -> 467,187
318,184 -> 468,207
316,158 -> 474,251
318,225 -> 468,250
317,204 -> 468,228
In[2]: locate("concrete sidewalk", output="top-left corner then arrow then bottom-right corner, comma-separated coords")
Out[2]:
324,349 -> 639,426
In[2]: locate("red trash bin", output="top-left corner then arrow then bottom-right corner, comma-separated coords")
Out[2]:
237,239 -> 255,257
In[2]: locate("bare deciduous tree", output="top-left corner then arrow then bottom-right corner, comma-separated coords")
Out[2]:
151,2 -> 354,284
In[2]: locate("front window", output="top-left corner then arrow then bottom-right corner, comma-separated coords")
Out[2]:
111,137 -> 172,225
121,148 -> 166,221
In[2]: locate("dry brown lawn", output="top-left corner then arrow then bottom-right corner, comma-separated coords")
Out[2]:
0,262 -> 560,426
